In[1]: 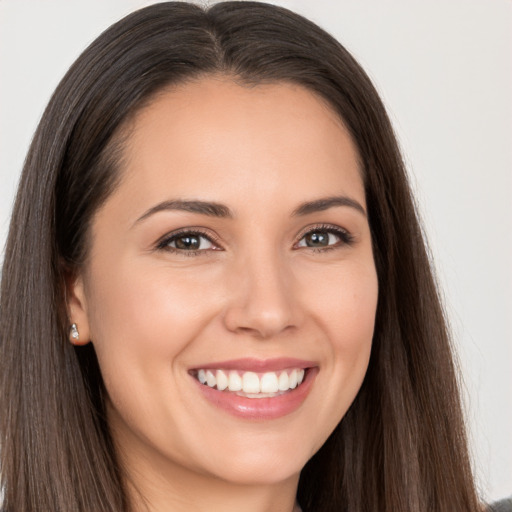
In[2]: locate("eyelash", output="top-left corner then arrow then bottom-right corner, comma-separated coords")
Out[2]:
155,224 -> 354,257
155,228 -> 220,257
295,224 -> 354,252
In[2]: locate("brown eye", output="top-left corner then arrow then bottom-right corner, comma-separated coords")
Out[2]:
174,234 -> 201,250
160,231 -> 216,252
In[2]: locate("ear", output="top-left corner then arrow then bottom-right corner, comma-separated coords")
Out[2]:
65,272 -> 92,346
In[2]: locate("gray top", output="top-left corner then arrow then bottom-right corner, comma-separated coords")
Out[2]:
489,497 -> 512,512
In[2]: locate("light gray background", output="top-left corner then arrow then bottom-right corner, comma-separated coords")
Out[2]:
0,0 -> 510,503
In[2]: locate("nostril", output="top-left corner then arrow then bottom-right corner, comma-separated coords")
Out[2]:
223,301 -> 298,339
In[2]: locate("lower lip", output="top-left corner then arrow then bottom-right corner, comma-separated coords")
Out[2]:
193,368 -> 318,420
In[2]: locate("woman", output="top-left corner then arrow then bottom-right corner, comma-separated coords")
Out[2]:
0,2 -> 483,511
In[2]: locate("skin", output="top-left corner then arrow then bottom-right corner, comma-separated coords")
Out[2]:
68,77 -> 379,512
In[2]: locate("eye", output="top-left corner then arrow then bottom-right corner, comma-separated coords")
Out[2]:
156,230 -> 219,255
296,225 -> 353,251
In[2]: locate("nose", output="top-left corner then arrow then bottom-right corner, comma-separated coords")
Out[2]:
222,251 -> 300,339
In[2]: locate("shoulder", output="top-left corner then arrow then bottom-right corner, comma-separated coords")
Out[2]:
489,497 -> 512,512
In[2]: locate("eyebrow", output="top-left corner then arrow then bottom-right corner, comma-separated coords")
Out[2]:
135,199 -> 233,224
292,196 -> 367,217
134,194 -> 366,226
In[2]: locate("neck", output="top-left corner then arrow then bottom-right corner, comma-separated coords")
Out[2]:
126,466 -> 300,512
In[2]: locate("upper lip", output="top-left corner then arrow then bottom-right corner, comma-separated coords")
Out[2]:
189,357 -> 316,372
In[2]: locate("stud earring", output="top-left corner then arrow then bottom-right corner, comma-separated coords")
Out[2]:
70,323 -> 80,342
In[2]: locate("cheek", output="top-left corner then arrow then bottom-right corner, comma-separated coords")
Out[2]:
331,264 -> 377,378
305,258 -> 378,347
83,260 -> 228,453
302,258 -> 377,422
85,259 -> 222,382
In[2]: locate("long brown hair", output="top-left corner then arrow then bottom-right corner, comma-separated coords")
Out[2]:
0,2 -> 481,511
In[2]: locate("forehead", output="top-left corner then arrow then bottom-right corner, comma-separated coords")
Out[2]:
105,77 -> 365,219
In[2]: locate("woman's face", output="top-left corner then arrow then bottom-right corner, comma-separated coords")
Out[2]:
70,78 -> 378,488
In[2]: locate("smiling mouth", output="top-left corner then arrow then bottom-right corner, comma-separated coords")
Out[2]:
191,368 -> 308,398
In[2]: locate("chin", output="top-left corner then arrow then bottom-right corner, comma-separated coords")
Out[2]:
197,441 -> 311,486
214,462 -> 303,487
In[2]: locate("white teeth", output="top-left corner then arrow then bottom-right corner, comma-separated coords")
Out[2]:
278,371 -> 290,391
196,368 -> 308,394
216,369 -> 228,391
242,372 -> 260,393
243,392 -> 279,398
289,369 -> 298,389
260,372 -> 279,393
206,370 -> 216,388
228,370 -> 242,391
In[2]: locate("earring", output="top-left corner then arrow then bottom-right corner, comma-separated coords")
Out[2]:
70,323 -> 80,342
